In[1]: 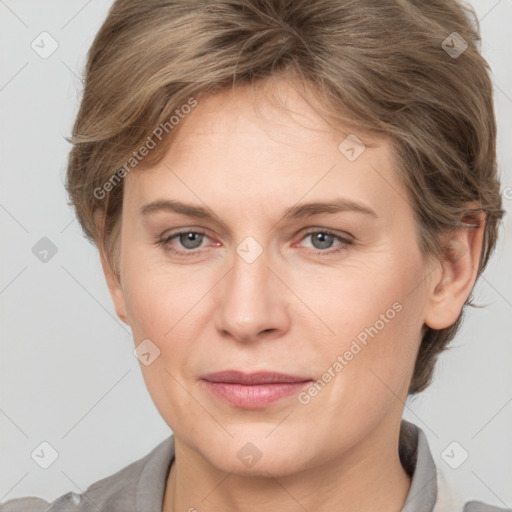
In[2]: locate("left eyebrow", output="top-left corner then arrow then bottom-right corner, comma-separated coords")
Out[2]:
282,198 -> 378,219
139,197 -> 378,221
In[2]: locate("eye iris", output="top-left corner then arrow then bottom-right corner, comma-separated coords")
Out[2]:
311,232 -> 334,250
179,232 -> 203,249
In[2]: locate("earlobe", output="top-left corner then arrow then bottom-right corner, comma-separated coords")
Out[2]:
93,210 -> 130,326
423,208 -> 486,331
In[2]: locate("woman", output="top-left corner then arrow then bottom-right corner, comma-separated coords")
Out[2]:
2,1 -> 509,511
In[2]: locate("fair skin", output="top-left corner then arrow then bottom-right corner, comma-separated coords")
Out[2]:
96,79 -> 484,512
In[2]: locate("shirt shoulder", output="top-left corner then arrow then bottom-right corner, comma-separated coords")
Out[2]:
434,463 -> 511,512
0,497 -> 50,512
463,500 -> 512,512
0,435 -> 175,512
0,491 -> 93,512
400,420 -> 511,512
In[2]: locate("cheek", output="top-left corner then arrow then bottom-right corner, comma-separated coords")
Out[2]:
308,299 -> 421,437
121,267 -> 205,426
122,260 -> 211,362
122,246 -> 186,331
310,255 -> 426,397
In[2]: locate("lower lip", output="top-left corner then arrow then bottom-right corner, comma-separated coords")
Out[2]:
201,380 -> 312,408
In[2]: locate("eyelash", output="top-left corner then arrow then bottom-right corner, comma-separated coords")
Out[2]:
155,229 -> 353,257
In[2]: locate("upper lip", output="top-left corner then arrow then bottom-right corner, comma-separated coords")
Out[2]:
201,370 -> 313,385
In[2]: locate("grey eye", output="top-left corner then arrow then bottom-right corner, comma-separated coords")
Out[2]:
310,232 -> 336,250
179,232 -> 204,249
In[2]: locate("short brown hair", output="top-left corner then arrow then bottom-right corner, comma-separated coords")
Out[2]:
65,0 -> 505,395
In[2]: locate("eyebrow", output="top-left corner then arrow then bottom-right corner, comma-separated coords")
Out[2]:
139,198 -> 378,220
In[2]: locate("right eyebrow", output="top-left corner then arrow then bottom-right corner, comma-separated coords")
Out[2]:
140,199 -> 215,220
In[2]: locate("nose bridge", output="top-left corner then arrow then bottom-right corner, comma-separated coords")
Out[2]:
214,241 -> 290,341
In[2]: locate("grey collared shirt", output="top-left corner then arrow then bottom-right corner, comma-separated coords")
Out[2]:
1,420 -> 509,512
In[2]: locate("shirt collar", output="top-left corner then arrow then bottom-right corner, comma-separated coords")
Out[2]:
400,419 -> 438,511
132,419 -> 437,512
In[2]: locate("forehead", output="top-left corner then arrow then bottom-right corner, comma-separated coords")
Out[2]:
124,80 -> 407,225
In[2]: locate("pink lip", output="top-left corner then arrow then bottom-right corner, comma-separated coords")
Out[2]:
200,370 -> 313,408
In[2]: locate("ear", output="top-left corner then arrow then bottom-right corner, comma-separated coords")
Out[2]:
93,210 -> 130,326
423,205 -> 486,330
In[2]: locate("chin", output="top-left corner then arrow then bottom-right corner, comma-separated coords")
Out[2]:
197,434 -> 311,478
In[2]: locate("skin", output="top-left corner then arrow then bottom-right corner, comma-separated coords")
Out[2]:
96,78 -> 485,512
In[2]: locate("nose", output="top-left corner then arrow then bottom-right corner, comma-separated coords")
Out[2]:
213,246 -> 291,343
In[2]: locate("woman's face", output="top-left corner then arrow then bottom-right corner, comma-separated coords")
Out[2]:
109,80 -> 438,476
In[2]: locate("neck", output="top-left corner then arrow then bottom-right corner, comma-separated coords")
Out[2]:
162,418 -> 412,512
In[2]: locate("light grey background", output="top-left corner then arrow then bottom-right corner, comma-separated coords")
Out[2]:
1,0 -> 511,507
